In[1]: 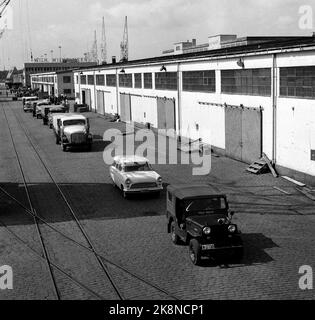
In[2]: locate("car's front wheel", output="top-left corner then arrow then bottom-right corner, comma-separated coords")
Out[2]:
189,239 -> 201,265
170,221 -> 180,245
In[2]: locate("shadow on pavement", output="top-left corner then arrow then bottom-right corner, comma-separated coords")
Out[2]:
197,233 -> 277,268
0,181 -> 168,227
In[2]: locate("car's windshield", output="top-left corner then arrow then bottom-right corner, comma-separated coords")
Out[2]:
63,119 -> 86,126
183,197 -> 226,214
123,162 -> 152,172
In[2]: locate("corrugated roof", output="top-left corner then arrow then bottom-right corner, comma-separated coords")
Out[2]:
75,36 -> 315,72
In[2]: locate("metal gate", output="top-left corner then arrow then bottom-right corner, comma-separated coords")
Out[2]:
157,97 -> 176,131
96,90 -> 105,115
225,106 -> 262,164
120,93 -> 131,122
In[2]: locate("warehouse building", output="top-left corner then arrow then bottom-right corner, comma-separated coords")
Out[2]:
73,35 -> 315,184
31,70 -> 75,99
24,61 -> 97,87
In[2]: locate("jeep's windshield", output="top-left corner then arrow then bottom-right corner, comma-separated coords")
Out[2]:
184,197 -> 226,214
124,162 -> 152,172
63,119 -> 86,126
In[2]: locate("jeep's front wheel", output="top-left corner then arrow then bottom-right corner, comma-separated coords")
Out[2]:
170,221 -> 180,245
189,239 -> 201,265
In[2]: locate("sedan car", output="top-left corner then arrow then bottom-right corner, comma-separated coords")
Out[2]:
110,156 -> 163,198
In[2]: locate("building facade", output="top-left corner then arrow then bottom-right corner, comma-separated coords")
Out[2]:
74,36 -> 315,184
24,61 -> 97,87
31,70 -> 75,99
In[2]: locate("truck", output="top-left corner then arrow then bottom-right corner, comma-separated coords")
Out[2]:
41,105 -> 67,125
52,114 -> 93,152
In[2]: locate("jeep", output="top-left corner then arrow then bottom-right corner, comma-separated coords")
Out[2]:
166,185 -> 244,265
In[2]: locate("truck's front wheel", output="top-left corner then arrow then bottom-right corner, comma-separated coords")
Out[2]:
189,239 -> 201,265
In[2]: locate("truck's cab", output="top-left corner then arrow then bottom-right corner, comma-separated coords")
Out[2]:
53,114 -> 93,152
41,105 -> 67,126
31,99 -> 50,118
166,185 -> 244,265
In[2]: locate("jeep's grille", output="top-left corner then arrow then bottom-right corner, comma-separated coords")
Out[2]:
130,182 -> 157,189
209,225 -> 229,240
71,133 -> 86,144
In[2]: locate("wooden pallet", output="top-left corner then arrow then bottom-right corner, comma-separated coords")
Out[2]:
246,159 -> 269,174
246,153 -> 279,177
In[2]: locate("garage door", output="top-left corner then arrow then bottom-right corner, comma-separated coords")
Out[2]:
225,106 -> 262,163
131,95 -> 158,128
157,97 -> 176,131
120,93 -> 131,122
104,92 -> 116,115
96,90 -> 105,115
82,89 -> 91,110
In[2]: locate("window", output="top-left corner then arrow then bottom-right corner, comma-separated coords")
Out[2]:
134,73 -> 142,88
221,68 -> 271,96
143,73 -> 152,89
119,74 -> 133,87
88,75 -> 95,85
280,66 -> 315,99
63,76 -> 71,83
80,75 -> 87,84
155,72 -> 178,91
106,74 -> 117,87
63,89 -> 72,94
96,74 -> 105,86
183,70 -> 216,92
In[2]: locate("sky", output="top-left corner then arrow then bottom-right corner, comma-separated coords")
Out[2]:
0,0 -> 314,69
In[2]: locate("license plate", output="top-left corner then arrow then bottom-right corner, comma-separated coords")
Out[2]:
202,244 -> 215,250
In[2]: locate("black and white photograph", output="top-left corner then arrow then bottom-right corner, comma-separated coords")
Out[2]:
0,0 -> 314,312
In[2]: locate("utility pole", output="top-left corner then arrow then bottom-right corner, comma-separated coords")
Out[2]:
50,50 -> 54,62
59,46 -> 62,62
100,17 -> 107,64
120,16 -> 128,62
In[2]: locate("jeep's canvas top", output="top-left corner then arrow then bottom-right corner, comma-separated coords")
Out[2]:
167,185 -> 226,200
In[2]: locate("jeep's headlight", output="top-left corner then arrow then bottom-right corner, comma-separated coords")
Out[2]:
203,227 -> 211,235
228,225 -> 236,233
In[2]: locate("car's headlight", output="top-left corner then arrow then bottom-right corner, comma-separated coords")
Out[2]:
157,177 -> 162,183
228,225 -> 237,233
203,227 -> 211,235
125,179 -> 132,187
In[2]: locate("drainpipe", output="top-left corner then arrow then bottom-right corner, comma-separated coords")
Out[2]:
94,70 -> 97,113
115,68 -> 120,116
272,53 -> 277,165
78,72 -> 81,104
177,62 -> 182,141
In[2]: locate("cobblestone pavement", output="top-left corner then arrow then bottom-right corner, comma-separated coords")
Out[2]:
0,100 -> 314,300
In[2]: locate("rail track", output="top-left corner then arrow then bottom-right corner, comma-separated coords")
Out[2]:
0,101 -> 179,300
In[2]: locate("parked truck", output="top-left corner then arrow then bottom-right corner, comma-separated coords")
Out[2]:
52,114 -> 93,152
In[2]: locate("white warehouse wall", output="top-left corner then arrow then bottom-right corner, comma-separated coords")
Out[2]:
73,48 -> 315,181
